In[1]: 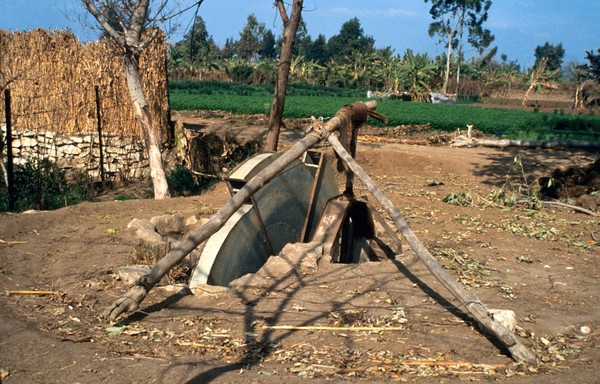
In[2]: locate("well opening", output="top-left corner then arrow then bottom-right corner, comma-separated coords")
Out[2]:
188,150 -> 400,289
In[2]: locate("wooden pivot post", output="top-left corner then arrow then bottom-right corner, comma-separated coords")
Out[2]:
326,133 -> 537,364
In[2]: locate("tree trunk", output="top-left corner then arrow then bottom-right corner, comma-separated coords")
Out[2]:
522,58 -> 547,108
264,0 -> 303,152
455,9 -> 465,96
441,9 -> 459,96
574,83 -> 584,110
522,83 -> 535,108
443,31 -> 453,95
82,0 -> 170,199
124,56 -> 170,199
455,57 -> 461,95
451,136 -> 600,149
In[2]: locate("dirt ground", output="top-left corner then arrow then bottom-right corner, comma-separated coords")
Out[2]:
1,111 -> 599,383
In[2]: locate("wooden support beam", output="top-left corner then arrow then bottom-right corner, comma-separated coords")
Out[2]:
326,133 -> 537,364
311,197 -> 351,260
366,201 -> 403,255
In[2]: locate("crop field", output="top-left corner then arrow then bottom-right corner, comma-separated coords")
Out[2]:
169,81 -> 600,141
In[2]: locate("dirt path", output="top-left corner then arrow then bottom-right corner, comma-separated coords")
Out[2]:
1,115 -> 599,383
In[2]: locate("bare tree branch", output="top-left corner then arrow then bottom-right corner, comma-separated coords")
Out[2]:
275,0 -> 290,25
129,0 -> 150,42
82,0 -> 125,45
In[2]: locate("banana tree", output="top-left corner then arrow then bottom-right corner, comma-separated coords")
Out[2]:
402,50 -> 436,101
345,49 -> 371,87
364,50 -> 394,91
253,58 -> 278,85
324,58 -> 352,88
301,59 -> 326,85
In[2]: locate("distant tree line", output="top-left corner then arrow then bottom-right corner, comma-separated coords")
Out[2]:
167,11 -> 600,102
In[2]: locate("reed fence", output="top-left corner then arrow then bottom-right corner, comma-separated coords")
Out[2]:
0,28 -> 169,140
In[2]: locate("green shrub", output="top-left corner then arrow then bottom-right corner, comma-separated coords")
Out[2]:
167,164 -> 201,197
0,158 -> 91,212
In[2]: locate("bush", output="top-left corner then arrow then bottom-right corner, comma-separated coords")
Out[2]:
167,164 -> 201,197
0,158 -> 92,212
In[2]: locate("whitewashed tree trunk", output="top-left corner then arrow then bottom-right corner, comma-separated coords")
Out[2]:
443,34 -> 452,95
455,9 -> 465,96
124,56 -> 170,199
82,0 -> 170,199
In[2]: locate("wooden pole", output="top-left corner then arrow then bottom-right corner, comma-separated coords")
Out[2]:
102,101 -> 378,322
95,86 -> 105,184
326,133 -> 537,364
264,0 -> 304,151
164,53 -> 175,147
4,89 -> 15,211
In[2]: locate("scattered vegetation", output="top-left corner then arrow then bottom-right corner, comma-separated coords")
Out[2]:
431,246 -> 515,299
131,240 -> 190,284
443,191 -> 473,206
0,158 -> 91,212
488,155 -> 543,210
443,155 -> 598,214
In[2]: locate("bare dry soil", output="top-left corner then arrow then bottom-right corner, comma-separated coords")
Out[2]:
1,112 -> 599,383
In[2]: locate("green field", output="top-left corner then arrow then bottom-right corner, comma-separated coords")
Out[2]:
169,81 -> 600,141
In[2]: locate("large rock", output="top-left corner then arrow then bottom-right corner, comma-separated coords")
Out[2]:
127,218 -> 162,244
489,309 -> 517,332
150,213 -> 185,236
117,265 -> 151,285
61,144 -> 82,155
128,218 -> 157,232
267,242 -> 322,277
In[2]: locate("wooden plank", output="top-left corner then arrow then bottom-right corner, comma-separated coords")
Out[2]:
311,198 -> 351,259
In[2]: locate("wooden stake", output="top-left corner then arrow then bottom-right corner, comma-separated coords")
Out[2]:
3,290 -> 58,296
4,88 -> 15,211
0,239 -> 29,245
327,133 -> 537,364
261,325 -> 405,332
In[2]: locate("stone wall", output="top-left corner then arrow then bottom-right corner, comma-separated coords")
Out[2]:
3,126 -> 149,181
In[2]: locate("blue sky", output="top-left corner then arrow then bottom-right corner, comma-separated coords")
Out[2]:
1,0 -> 598,69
